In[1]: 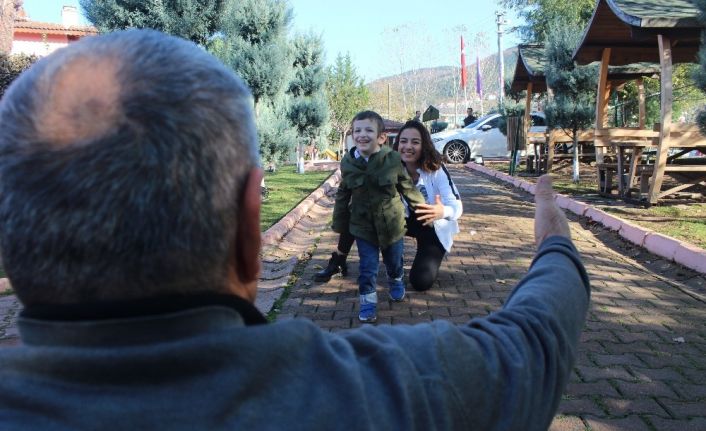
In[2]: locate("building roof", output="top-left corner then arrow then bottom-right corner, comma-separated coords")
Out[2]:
572,0 -> 703,65
13,20 -> 98,37
510,43 -> 660,93
383,118 -> 405,133
510,44 -> 547,93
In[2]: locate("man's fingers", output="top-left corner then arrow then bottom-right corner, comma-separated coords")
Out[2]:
534,174 -> 571,246
535,175 -> 554,202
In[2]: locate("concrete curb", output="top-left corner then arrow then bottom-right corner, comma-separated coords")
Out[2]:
261,169 -> 341,246
465,162 -> 706,275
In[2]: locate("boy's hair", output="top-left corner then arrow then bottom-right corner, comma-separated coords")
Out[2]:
352,110 -> 385,137
393,120 -> 443,172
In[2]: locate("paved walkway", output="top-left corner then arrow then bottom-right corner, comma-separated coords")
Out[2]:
1,166 -> 705,430
279,166 -> 706,431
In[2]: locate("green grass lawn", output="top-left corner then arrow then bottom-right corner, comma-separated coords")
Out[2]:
482,161 -> 706,248
602,204 -> 706,249
260,165 -> 334,231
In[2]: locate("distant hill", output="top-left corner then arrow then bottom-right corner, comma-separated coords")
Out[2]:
366,46 -> 518,123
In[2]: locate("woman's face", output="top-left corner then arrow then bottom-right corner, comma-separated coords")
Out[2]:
397,127 -> 423,165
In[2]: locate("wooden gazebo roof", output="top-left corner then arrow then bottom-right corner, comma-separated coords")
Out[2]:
510,43 -> 660,93
510,44 -> 546,93
573,0 -> 702,65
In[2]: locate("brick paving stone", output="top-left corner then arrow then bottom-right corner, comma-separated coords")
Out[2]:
612,330 -> 668,344
613,380 -> 680,398
566,381 -> 621,398
644,417 -> 706,431
636,352 -> 698,369
584,415 -> 651,430
591,352 -> 647,368
627,366 -> 689,383
574,365 -> 635,382
679,367 -> 706,384
580,330 -> 621,344
659,399 -> 706,418
601,341 -> 657,356
557,398 -> 606,417
670,382 -> 706,399
602,397 -> 670,417
549,415 -> 589,431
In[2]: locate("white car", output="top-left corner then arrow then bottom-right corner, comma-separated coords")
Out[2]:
431,112 -> 547,164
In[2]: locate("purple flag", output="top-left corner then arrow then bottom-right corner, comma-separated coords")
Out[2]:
475,55 -> 482,96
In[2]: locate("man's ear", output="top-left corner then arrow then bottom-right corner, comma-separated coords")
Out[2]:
234,168 -> 263,291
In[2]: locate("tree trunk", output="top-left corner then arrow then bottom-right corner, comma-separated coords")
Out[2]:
572,128 -> 580,183
296,141 -> 305,174
0,0 -> 17,54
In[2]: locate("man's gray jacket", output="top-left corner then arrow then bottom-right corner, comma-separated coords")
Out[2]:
0,236 -> 590,430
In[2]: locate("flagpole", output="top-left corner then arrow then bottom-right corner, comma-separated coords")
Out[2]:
477,51 -> 484,116
460,35 -> 467,125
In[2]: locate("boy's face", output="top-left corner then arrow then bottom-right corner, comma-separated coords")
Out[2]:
352,119 -> 386,157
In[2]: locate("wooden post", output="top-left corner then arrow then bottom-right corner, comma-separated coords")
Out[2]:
594,48 -> 611,164
524,82 -> 533,170
637,77 -> 646,129
648,35 -> 673,204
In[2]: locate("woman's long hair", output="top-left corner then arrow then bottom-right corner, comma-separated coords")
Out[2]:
393,120 -> 443,172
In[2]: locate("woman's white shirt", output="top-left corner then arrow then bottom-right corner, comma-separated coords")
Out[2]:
408,165 -> 463,252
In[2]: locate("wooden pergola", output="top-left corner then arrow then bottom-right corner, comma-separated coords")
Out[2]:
573,0 -> 706,204
509,44 -> 548,171
509,43 -> 659,172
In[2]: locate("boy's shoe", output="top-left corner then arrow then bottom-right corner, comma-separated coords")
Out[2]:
358,292 -> 378,323
388,278 -> 406,302
314,252 -> 348,282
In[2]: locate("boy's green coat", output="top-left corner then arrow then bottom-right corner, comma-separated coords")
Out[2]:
333,146 -> 425,248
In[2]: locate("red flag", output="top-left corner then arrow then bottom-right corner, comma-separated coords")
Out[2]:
460,36 -> 467,89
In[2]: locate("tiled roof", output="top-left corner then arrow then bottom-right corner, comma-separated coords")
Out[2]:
611,0 -> 701,28
573,0 -> 703,64
383,118 -> 405,132
13,20 -> 98,37
511,43 -> 660,93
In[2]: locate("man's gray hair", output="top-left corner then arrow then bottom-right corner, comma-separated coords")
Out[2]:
0,29 -> 259,305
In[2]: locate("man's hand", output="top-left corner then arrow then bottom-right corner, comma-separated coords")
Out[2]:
416,195 -> 445,226
534,175 -> 571,247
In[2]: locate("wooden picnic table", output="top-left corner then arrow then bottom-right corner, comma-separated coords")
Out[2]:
595,125 -> 706,202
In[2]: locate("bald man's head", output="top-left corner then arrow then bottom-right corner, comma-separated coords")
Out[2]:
38,54 -> 122,148
0,30 -> 260,306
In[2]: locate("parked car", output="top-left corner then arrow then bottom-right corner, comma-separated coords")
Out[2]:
431,112 -> 547,163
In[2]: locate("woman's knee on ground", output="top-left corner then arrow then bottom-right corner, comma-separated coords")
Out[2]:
409,267 -> 435,291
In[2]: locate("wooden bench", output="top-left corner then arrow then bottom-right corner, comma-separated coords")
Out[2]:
645,123 -> 706,202
596,162 -> 618,194
597,162 -> 662,196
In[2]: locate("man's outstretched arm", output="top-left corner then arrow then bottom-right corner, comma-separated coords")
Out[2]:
339,176 -> 590,430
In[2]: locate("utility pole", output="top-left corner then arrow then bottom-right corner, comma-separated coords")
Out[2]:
495,10 -> 507,109
387,83 -> 391,119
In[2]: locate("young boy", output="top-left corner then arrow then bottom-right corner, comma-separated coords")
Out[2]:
332,111 -> 425,323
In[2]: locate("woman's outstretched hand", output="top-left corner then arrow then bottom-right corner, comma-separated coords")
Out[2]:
416,195 -> 445,226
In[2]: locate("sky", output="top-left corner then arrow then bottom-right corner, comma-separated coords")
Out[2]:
24,0 -> 522,83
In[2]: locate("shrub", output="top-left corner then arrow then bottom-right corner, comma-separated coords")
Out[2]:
0,52 -> 38,97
